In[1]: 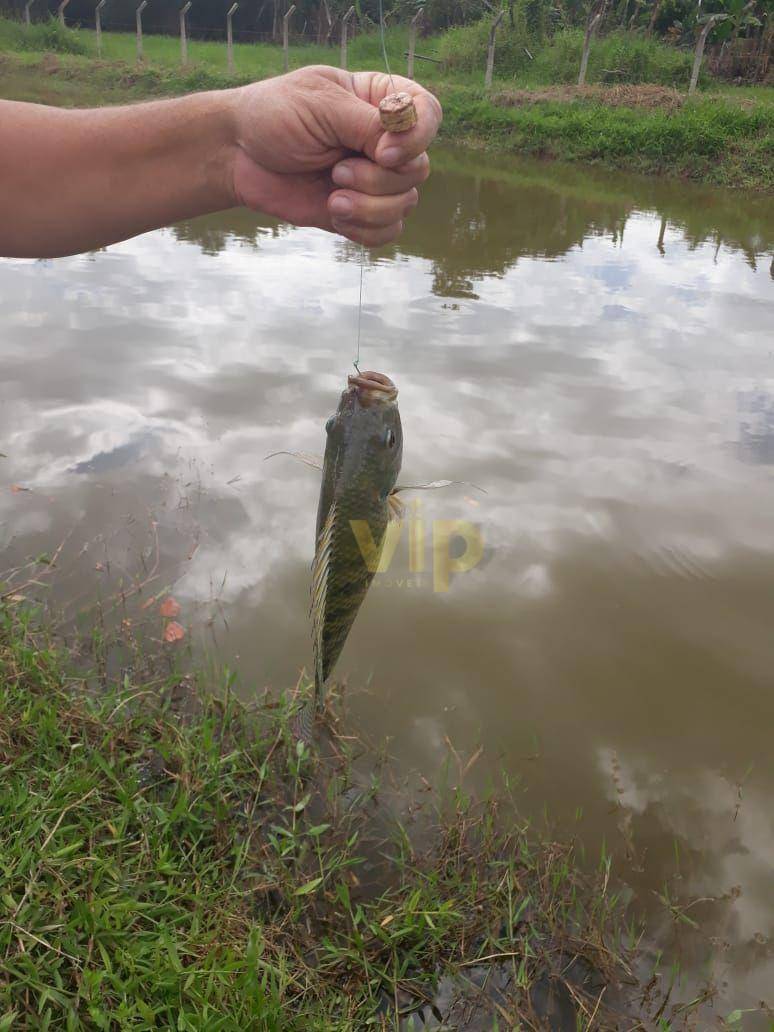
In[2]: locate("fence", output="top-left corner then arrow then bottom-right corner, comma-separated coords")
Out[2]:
6,5 -> 524,89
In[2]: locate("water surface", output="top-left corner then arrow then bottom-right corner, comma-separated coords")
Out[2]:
2,151 -> 773,1018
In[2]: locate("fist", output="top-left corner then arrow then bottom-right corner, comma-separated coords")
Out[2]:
230,66 -> 442,246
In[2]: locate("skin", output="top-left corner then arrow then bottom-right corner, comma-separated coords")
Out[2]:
0,66 -> 442,259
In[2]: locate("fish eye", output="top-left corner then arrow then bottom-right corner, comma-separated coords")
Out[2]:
384,429 -> 396,449
325,416 -> 337,434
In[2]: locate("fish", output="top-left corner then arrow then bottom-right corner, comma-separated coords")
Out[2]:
296,370 -> 403,743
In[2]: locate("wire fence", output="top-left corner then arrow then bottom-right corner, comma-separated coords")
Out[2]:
64,16 -> 324,44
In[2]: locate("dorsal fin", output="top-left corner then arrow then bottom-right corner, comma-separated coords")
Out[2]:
311,501 -> 337,708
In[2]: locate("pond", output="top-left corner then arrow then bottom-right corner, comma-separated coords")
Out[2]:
1,149 -> 773,1019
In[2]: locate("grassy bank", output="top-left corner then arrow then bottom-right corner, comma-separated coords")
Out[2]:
441,83 -> 774,190
0,601 -> 642,1027
0,16 -> 773,189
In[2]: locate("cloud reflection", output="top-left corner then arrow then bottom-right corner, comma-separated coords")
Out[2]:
1,150 -> 773,1015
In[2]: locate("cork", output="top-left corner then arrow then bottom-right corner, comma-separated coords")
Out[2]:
378,92 -> 418,133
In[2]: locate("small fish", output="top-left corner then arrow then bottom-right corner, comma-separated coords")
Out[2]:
297,371 -> 402,742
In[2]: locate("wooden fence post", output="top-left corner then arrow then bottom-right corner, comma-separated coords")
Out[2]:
282,4 -> 295,72
57,0 -> 71,28
407,6 -> 423,78
179,1 -> 191,65
322,0 -> 333,44
578,0 -> 604,86
340,5 -> 354,69
484,9 -> 504,89
227,2 -> 238,73
135,0 -> 147,60
689,13 -> 726,95
23,0 -> 36,26
95,0 -> 106,56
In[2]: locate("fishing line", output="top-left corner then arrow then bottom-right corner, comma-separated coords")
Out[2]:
354,243 -> 364,372
353,0 -> 395,372
377,0 -> 396,91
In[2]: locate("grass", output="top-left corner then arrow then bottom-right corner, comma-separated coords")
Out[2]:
0,15 -> 772,189
440,24 -> 699,87
0,599 -> 643,1027
440,84 -> 774,189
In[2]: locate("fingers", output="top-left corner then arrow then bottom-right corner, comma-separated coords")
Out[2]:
374,90 -> 444,169
331,153 -> 430,196
328,186 -> 417,235
332,221 -> 404,247
333,70 -> 442,169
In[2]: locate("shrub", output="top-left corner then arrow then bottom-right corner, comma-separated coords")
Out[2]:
439,8 -> 550,77
530,28 -> 697,86
3,15 -> 89,56
441,22 -> 700,87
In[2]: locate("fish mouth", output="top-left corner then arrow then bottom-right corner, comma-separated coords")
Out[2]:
347,371 -> 398,403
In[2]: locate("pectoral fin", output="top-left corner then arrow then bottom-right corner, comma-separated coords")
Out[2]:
393,480 -> 487,494
265,451 -> 323,472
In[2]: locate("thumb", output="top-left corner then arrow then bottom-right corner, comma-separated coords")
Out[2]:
324,87 -> 384,162
325,73 -> 442,169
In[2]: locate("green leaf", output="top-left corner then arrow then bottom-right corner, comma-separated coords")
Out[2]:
294,877 -> 323,896
307,823 -> 331,837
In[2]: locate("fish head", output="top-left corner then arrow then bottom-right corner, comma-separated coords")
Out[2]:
323,371 -> 403,504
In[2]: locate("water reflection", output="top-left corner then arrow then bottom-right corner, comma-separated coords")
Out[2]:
1,150 -> 773,1019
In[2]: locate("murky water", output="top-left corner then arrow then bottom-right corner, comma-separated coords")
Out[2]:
2,150 -> 773,1018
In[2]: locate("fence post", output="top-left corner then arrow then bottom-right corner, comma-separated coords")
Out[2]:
578,0 -> 604,86
407,6 -> 423,79
23,0 -> 36,26
484,9 -> 504,89
322,0 -> 333,43
689,13 -> 726,95
227,2 -> 238,74
95,0 -> 106,55
282,4 -> 295,72
179,1 -> 191,65
340,5 -> 354,68
57,0 -> 71,28
135,0 -> 147,60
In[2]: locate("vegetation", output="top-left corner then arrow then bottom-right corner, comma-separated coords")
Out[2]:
442,82 -> 774,188
0,600 -> 644,1027
0,18 -> 771,189
440,23 -> 702,84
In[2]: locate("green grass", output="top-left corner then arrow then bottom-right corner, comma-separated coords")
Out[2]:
0,601 -> 636,1027
0,16 -> 771,188
0,16 -> 442,84
439,21 -> 699,86
440,84 -> 774,189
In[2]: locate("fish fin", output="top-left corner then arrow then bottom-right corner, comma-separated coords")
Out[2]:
393,479 -> 487,494
388,493 -> 406,521
311,501 -> 336,709
265,450 -> 323,472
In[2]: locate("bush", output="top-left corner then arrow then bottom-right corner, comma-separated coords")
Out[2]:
0,15 -> 89,55
441,22 -> 699,87
439,4 -> 552,78
531,28 -> 697,85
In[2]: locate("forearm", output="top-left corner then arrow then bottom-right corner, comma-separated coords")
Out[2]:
0,92 -> 238,259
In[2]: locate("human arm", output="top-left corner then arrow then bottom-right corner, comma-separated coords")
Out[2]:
0,66 -> 442,259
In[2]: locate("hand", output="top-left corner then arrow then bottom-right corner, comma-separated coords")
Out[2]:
230,66 -> 442,246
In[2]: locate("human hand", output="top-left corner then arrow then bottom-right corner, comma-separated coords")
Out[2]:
229,66 -> 442,246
